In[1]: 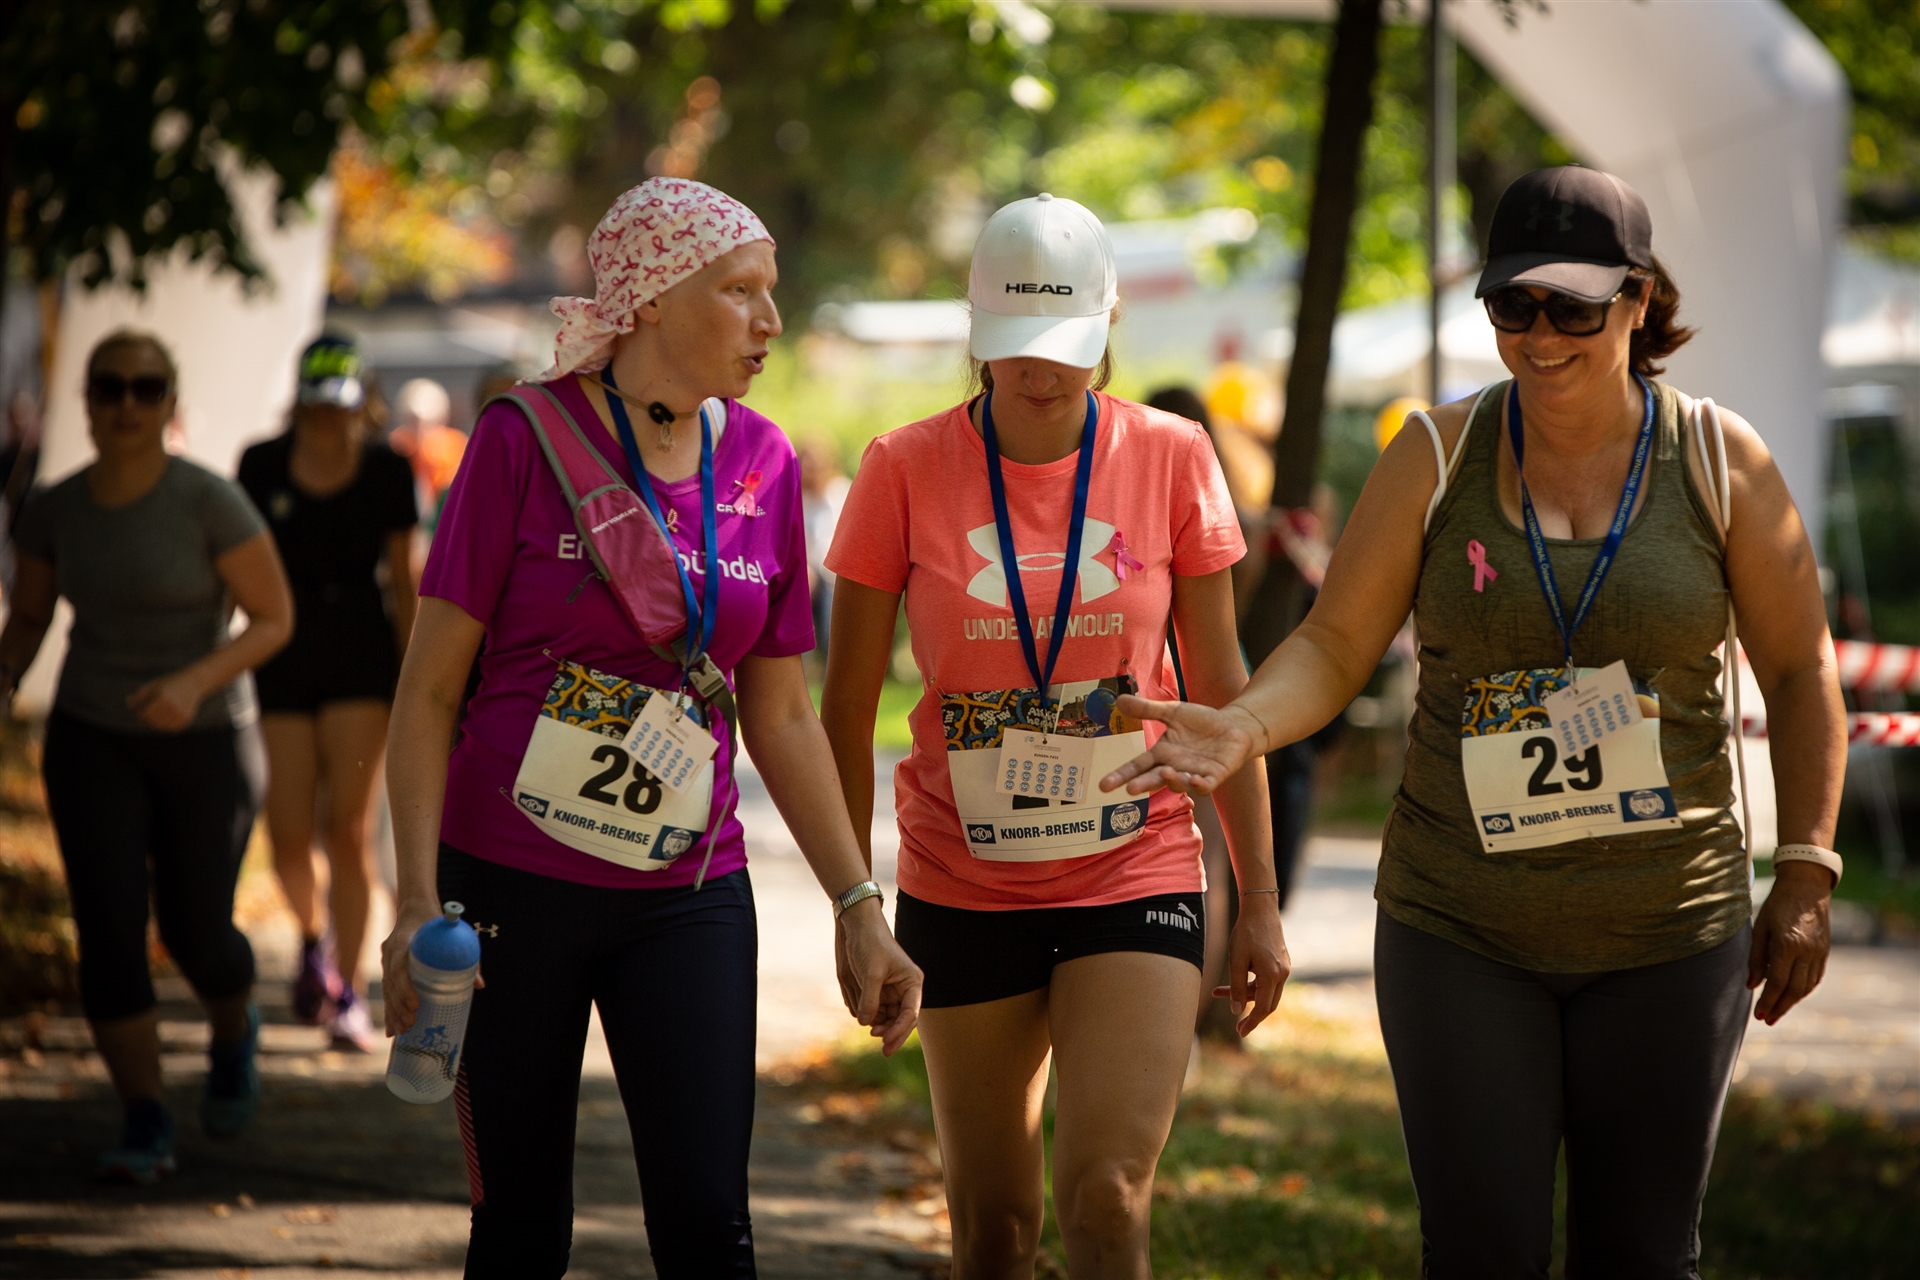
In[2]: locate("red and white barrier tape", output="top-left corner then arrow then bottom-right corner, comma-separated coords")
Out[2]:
1833,639 -> 1920,693
1741,711 -> 1920,746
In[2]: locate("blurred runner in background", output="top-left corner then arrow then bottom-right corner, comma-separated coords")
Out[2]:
799,438 -> 849,666
1,330 -> 293,1181
239,335 -> 419,1052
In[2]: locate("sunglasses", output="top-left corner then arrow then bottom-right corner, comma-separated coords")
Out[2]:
1483,286 -> 1622,337
87,374 -> 173,406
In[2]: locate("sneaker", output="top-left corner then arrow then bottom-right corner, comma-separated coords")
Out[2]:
99,1098 -> 176,1184
201,1003 -> 261,1140
292,936 -> 337,1026
328,988 -> 378,1054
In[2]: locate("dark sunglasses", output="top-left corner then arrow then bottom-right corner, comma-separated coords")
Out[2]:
87,374 -> 173,406
1482,286 -> 1622,337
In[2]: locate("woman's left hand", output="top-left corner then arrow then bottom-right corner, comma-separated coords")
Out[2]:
834,899 -> 923,1056
1213,893 -> 1290,1037
1749,861 -> 1833,1025
127,670 -> 207,732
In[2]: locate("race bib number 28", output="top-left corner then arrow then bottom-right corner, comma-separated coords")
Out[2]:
1460,666 -> 1681,852
512,660 -> 714,871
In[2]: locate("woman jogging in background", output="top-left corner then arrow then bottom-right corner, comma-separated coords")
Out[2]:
822,193 -> 1288,1277
239,334 -> 419,1051
0,330 -> 293,1181
378,178 -> 922,1279
1105,167 -> 1846,1276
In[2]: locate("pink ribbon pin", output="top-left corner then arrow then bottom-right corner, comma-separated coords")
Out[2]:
1467,539 -> 1498,593
1107,530 -> 1145,580
731,470 -> 763,517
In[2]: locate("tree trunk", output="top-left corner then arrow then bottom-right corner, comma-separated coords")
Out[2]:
1241,0 -> 1385,667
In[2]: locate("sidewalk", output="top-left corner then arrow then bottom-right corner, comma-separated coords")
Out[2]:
3,758 -> 1916,1277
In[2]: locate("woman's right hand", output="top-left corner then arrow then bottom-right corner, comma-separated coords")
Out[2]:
1100,695 -> 1268,797
380,901 -> 438,1037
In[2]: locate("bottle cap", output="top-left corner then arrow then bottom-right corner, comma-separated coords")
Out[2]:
410,900 -> 482,971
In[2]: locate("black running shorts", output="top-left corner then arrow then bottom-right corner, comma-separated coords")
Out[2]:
895,889 -> 1206,1008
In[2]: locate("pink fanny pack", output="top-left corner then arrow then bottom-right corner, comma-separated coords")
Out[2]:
495,383 -> 694,649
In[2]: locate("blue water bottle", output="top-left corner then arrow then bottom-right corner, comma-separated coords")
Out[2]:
385,901 -> 482,1103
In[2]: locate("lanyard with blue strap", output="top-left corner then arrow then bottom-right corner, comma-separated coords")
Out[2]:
983,388 -> 1099,733
1506,373 -> 1656,673
603,368 -> 719,667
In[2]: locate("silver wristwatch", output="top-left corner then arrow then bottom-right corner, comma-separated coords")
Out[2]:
833,880 -> 884,918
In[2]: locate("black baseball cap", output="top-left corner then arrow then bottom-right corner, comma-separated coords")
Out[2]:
296,333 -> 365,409
1476,166 -> 1653,304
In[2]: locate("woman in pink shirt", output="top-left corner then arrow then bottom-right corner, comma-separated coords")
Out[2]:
823,194 -> 1289,1275
377,179 -> 921,1279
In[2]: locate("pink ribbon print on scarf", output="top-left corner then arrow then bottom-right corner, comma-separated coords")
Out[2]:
1107,530 -> 1146,581
731,470 -> 764,518
1467,539 -> 1498,593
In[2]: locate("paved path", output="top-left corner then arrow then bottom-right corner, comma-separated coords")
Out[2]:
4,759 -> 1916,1278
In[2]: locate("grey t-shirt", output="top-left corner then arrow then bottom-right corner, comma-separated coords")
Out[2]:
15,457 -> 266,734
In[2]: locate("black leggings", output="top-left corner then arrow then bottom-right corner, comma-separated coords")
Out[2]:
1374,907 -> 1751,1279
437,846 -> 758,1280
43,710 -> 263,1022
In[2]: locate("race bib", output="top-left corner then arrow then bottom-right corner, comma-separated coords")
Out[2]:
1460,666 -> 1680,852
943,675 -> 1151,862
511,659 -> 714,870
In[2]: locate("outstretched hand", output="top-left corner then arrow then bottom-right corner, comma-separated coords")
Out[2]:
1098,694 -> 1267,797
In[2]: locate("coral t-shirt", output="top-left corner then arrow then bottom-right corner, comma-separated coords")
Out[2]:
421,375 -> 814,888
826,394 -> 1244,910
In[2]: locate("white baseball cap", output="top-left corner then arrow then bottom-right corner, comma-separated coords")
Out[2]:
968,193 -> 1118,369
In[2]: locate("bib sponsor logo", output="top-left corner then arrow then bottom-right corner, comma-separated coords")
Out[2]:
1481,812 -> 1513,834
966,823 -> 997,845
964,519 -> 1120,607
518,792 -> 551,818
1005,282 -> 1074,295
1102,801 -> 1143,839
1622,787 -> 1676,821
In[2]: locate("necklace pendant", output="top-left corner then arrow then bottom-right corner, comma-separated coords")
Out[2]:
658,424 -> 674,450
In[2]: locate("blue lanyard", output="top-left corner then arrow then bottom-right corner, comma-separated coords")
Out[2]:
1506,375 -> 1655,669
602,371 -> 719,665
982,389 -> 1098,727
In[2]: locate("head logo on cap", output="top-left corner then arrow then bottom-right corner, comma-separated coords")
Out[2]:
1524,201 -> 1576,235
968,193 -> 1118,369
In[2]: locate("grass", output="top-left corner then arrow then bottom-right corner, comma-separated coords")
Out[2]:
788,987 -> 1920,1279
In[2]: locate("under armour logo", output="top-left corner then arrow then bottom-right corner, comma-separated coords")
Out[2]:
471,923 -> 499,938
964,518 -> 1121,607
1524,201 -> 1576,234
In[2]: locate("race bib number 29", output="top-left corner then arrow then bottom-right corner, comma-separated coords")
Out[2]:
1460,666 -> 1681,852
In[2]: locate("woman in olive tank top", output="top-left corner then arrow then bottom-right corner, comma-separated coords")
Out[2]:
1101,168 -> 1846,1275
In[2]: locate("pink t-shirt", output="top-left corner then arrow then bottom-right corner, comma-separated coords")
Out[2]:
422,376 -> 814,888
826,394 -> 1244,910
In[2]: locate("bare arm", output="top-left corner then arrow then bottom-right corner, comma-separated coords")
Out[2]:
1711,408 -> 1846,1025
0,553 -> 57,697
819,579 -> 899,868
736,650 -> 921,1054
385,528 -> 419,656
1172,568 -> 1289,1035
1104,406 -> 1452,795
379,596 -> 485,1036
128,532 -> 294,731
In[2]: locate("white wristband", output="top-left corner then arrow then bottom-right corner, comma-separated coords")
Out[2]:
1771,844 -> 1843,887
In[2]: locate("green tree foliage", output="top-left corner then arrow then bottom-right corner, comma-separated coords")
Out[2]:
1785,0 -> 1920,259
0,1 -> 508,291
376,1 -> 1565,314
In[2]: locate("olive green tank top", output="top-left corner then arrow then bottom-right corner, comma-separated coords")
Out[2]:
1378,379 -> 1748,972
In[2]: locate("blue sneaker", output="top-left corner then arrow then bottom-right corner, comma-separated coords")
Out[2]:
201,1003 -> 261,1139
99,1098 -> 176,1184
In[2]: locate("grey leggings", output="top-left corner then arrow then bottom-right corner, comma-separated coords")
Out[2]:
1374,907 -> 1751,1279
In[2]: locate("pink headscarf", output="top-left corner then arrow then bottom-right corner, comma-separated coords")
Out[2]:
536,178 -> 774,382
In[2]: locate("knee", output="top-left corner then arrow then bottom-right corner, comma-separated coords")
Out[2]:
156,920 -> 253,998
947,1188 -> 1043,1274
1055,1158 -> 1153,1253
